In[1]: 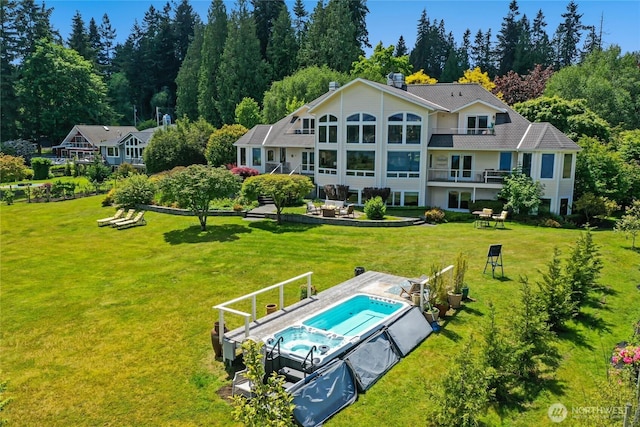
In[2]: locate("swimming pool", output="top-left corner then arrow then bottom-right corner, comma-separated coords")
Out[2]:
265,293 -> 409,368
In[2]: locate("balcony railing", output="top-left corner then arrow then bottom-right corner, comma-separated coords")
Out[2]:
428,168 -> 510,183
432,127 -> 495,135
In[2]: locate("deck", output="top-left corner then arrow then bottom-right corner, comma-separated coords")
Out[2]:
222,271 -> 415,352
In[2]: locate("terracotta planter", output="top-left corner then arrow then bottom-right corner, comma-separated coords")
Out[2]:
435,302 -> 449,318
266,303 -> 278,315
448,292 -> 463,309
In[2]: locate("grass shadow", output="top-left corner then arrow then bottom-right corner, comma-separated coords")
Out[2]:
573,311 -> 612,334
249,221 -> 322,234
164,224 -> 251,245
555,325 -> 596,350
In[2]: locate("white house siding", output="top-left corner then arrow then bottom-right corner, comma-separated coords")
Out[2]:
312,83 -> 433,206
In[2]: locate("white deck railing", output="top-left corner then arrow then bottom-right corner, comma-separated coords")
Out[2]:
212,272 -> 314,345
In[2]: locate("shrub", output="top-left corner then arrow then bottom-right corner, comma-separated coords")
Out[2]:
230,166 -> 259,180
102,188 -> 115,207
541,219 -> 562,228
113,175 -> 157,209
30,157 -> 52,180
86,156 -> 111,183
0,154 -> 27,182
468,199 -> 505,214
2,189 -> 14,205
424,208 -> 445,223
116,163 -> 137,178
51,180 -> 76,199
364,196 -> 386,220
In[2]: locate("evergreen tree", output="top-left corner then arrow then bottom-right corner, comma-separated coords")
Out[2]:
472,28 -> 495,76
346,0 -> 370,50
324,0 -> 361,72
87,17 -> 102,67
174,0 -> 199,63
531,9 -> 553,68
68,11 -> 90,59
440,48 -> 462,82
553,0 -> 583,68
580,25 -> 601,61
198,0 -> 227,126
496,0 -> 520,76
176,23 -> 203,120
216,0 -> 268,125
297,0 -> 324,68
459,29 -> 471,71
98,14 -> 116,75
266,6 -> 298,81
252,0 -> 285,60
1,0 -> 20,140
395,35 -> 407,57
512,14 -> 532,74
292,0 -> 307,45
536,247 -> 575,330
13,0 -> 57,62
409,10 -> 429,75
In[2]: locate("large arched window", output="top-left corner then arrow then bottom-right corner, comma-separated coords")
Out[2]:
318,114 -> 338,143
346,113 -> 376,144
387,113 -> 422,144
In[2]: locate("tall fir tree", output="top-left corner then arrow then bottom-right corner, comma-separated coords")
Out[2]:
292,0 -> 307,45
346,0 -> 370,50
198,0 -> 227,126
252,0 -> 285,60
395,35 -> 407,57
1,0 -> 20,140
266,6 -> 297,81
323,0 -> 361,72
512,14 -> 532,74
580,24 -> 601,62
87,17 -> 102,68
459,29 -> 471,71
174,0 -> 200,63
67,11 -> 90,59
176,23 -> 204,120
409,9 -> 429,74
531,9 -> 553,68
13,0 -> 57,63
216,0 -> 267,125
553,0 -> 583,68
98,14 -> 116,76
297,0 -> 325,68
496,0 -> 520,76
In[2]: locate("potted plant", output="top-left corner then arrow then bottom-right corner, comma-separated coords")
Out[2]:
300,284 -> 318,300
448,252 -> 467,309
424,286 -> 440,323
430,265 -> 449,317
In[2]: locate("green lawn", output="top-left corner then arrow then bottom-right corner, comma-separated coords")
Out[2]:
1,196 -> 639,426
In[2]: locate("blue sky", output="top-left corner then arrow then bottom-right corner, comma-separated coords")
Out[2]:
48,0 -> 639,56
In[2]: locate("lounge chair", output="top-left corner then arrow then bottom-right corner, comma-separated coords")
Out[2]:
492,210 -> 508,228
115,211 -> 146,229
108,209 -> 136,227
338,204 -> 355,218
97,208 -> 125,226
399,275 -> 429,299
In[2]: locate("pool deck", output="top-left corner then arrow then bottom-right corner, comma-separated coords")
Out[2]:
222,270 -> 416,348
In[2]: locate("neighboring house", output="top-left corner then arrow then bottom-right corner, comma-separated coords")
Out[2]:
53,125 -> 138,162
53,125 -> 167,170
235,76 -> 581,215
99,127 -> 159,170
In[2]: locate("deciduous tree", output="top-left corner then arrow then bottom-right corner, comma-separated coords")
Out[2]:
350,43 -> 412,82
160,165 -> 241,231
234,98 -> 261,129
241,174 -> 314,224
497,169 -> 544,215
615,200 -> 640,249
205,124 -> 248,167
458,67 -> 496,92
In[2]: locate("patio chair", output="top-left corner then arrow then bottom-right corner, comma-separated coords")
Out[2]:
97,208 -> 125,226
338,204 -> 355,218
306,201 -> 320,215
398,275 -> 429,300
115,211 -> 146,229
107,209 -> 136,226
492,210 -> 508,228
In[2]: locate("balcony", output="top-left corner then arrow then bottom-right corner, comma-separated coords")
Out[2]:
428,168 -> 510,184
432,127 -> 495,135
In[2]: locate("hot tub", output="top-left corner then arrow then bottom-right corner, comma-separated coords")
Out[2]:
265,293 -> 409,367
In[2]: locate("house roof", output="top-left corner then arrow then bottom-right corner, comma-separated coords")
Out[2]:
235,80 -> 580,153
98,126 -> 164,147
66,125 -> 138,145
308,78 -> 448,113
234,114 -> 315,148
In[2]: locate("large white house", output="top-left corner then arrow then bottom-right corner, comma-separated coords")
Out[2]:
234,76 -> 580,215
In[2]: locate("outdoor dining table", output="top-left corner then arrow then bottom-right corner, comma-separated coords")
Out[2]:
472,210 -> 492,228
